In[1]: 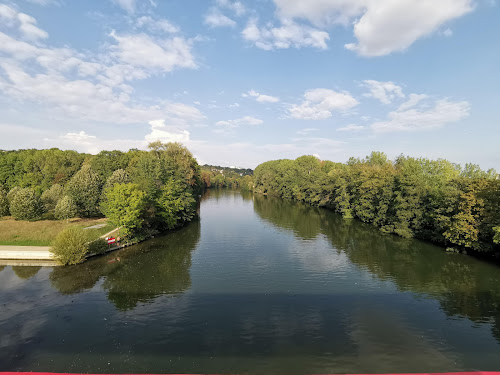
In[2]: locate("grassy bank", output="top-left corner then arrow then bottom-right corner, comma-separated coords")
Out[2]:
0,217 -> 114,246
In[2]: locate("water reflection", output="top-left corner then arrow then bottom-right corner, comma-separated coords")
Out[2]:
253,194 -> 500,341
12,266 -> 41,280
49,220 -> 200,310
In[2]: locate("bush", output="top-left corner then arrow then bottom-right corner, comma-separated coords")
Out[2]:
88,238 -> 108,255
9,188 -> 43,221
0,185 -> 8,216
55,195 -> 78,220
51,227 -> 90,265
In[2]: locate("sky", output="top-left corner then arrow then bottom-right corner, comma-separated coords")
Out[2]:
0,0 -> 499,169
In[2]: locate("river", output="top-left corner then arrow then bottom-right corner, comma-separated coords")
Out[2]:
1,189 -> 500,373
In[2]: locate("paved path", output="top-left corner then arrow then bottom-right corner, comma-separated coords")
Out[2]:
0,246 -> 53,260
83,223 -> 107,230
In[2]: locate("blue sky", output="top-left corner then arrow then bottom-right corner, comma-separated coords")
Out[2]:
0,0 -> 498,169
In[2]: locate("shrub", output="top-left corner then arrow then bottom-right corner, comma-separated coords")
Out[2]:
55,195 -> 78,220
0,185 -> 8,216
41,184 -> 64,212
51,227 -> 90,265
9,188 -> 43,221
88,238 -> 108,255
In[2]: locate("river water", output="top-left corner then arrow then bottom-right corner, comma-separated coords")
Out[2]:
1,189 -> 500,373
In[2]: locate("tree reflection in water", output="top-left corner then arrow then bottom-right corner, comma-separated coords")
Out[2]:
252,193 -> 500,341
49,219 -> 200,310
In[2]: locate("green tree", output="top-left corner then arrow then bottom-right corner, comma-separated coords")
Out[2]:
156,179 -> 196,230
7,186 -> 21,205
0,184 -> 8,216
66,163 -> 102,217
101,183 -> 148,237
9,187 -> 43,221
103,169 -> 131,190
41,184 -> 64,212
55,195 -> 78,220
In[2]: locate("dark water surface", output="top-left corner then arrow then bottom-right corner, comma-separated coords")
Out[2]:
1,190 -> 500,373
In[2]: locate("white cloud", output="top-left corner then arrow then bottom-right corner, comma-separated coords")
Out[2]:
216,116 -> 263,128
273,0 -> 365,27
216,0 -> 246,16
372,99 -> 470,132
26,0 -> 59,5
204,10 -> 236,28
113,0 -> 136,13
345,0 -> 474,56
443,28 -> 453,37
363,80 -> 404,104
136,16 -> 179,34
296,127 -> 319,135
337,124 -> 366,132
397,93 -> 428,111
145,119 -> 191,143
289,88 -> 359,120
242,18 -> 329,50
0,8 -> 204,128
246,89 -> 280,103
0,4 -> 48,40
109,31 -> 197,73
271,0 -> 474,56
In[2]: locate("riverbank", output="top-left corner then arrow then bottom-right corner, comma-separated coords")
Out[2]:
0,217 -> 113,246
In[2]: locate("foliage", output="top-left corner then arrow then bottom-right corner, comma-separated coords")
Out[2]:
50,226 -> 91,265
0,184 -> 8,216
9,187 -> 43,221
156,179 -> 196,230
103,169 -> 131,191
1,143 -> 202,245
55,195 -> 78,220
7,186 -> 21,205
200,164 -> 254,189
65,163 -> 102,217
0,149 -> 85,190
88,238 -> 108,255
41,184 -> 64,212
101,183 -> 148,237
254,152 -> 500,256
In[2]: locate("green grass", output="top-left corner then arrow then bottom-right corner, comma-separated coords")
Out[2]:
0,217 -> 113,246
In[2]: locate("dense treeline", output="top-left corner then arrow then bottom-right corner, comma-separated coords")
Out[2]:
200,164 -> 253,191
254,152 -> 500,257
0,142 -> 202,248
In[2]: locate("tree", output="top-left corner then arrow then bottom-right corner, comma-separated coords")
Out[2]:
41,184 -> 64,212
9,187 -> 43,221
156,179 -> 196,230
103,169 -> 131,191
55,195 -> 78,220
50,227 -> 90,265
66,163 -> 102,217
0,184 -> 8,216
7,186 -> 21,205
101,183 -> 148,237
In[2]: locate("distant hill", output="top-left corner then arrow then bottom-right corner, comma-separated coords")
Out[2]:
201,164 -> 253,178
